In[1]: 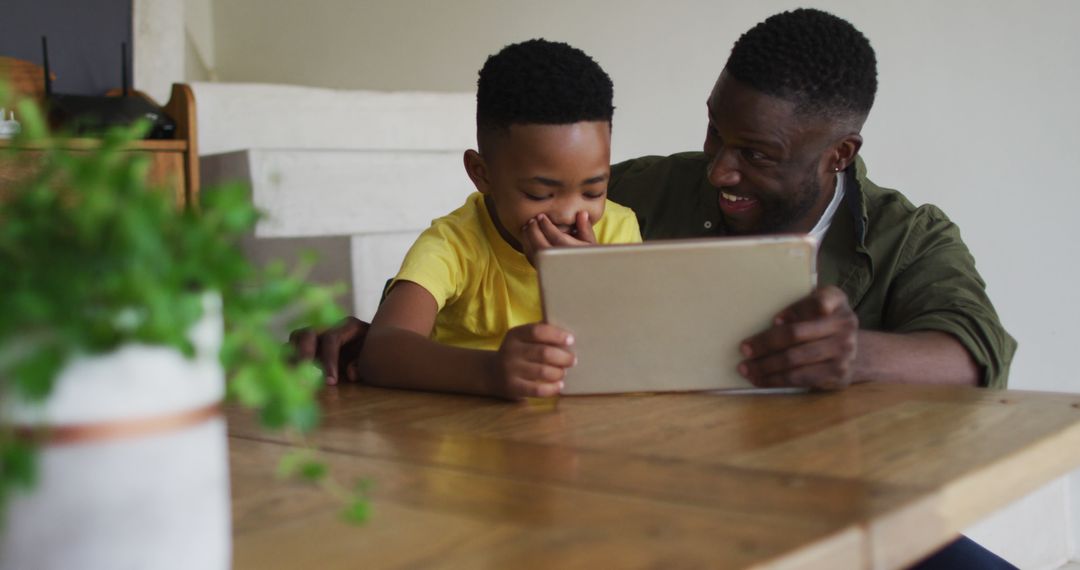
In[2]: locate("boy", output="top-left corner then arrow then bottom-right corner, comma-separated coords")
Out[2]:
358,39 -> 641,400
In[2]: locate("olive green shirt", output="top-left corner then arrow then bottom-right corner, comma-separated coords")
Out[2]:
608,152 -> 1016,388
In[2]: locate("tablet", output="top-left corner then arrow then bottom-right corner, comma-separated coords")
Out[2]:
536,235 -> 817,395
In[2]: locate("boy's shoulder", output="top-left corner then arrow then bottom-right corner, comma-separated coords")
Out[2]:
422,192 -> 489,244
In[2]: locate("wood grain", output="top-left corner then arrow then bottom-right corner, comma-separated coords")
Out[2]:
0,146 -> 185,206
227,383 -> 1080,569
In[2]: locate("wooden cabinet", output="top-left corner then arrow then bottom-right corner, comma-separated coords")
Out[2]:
0,83 -> 199,207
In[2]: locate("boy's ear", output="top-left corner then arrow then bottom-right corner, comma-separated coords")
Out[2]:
463,150 -> 491,195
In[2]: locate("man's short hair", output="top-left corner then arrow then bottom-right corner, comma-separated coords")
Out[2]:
476,39 -> 614,144
725,8 -> 878,122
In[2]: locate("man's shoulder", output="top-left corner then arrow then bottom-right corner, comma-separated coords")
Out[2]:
609,151 -> 710,206
611,152 -> 709,180
857,171 -> 954,233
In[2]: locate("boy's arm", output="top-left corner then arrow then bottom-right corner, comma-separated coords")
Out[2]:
359,281 -> 574,399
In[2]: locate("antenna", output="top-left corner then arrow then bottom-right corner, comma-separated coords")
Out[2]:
41,36 -> 53,97
121,41 -> 130,97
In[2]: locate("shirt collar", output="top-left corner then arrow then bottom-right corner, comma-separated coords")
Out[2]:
808,171 -> 846,246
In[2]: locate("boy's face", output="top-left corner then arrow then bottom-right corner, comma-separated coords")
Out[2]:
466,121 -> 611,250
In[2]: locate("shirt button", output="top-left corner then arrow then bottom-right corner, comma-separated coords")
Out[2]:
704,221 -> 713,229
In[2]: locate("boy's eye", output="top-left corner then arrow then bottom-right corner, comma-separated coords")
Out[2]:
583,192 -> 605,200
522,192 -> 551,202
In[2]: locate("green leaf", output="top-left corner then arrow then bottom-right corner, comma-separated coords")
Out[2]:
13,346 -> 65,401
341,498 -> 371,525
276,449 -> 309,479
298,460 -> 328,482
0,440 -> 38,489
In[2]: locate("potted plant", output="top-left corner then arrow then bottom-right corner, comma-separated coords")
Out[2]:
0,89 -> 365,569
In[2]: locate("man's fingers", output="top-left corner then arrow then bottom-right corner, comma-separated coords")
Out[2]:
287,328 -> 318,361
316,331 -> 343,385
315,317 -> 371,385
740,335 -> 854,379
748,360 -> 853,391
742,313 -> 856,358
775,286 -> 849,324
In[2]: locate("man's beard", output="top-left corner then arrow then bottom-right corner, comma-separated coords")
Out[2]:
729,175 -> 823,236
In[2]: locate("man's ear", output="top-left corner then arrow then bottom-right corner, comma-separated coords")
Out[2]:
463,150 -> 490,194
829,134 -> 863,173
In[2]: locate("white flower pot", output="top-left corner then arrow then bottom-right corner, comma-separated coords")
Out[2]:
1,296 -> 231,570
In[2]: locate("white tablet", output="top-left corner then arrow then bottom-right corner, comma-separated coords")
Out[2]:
536,235 -> 817,395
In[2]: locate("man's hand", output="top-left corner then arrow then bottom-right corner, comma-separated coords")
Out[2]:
737,286 -> 858,390
487,323 -> 576,399
288,316 -> 371,385
520,211 -> 597,267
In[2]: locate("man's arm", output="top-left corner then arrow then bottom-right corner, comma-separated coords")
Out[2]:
738,286 -> 980,389
359,281 -> 574,400
856,330 -> 978,385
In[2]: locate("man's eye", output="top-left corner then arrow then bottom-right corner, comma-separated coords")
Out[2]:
741,148 -> 769,162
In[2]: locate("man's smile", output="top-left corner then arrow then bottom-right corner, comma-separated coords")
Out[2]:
719,190 -> 758,214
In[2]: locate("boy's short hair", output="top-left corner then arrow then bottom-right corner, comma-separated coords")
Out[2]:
476,39 -> 614,149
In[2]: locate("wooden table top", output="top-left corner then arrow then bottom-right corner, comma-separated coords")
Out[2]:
227,383 -> 1080,569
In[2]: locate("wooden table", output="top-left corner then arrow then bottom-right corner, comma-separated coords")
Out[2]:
227,383 -> 1080,569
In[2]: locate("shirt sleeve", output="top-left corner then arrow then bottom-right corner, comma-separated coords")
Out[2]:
883,205 -> 1017,388
393,221 -> 469,311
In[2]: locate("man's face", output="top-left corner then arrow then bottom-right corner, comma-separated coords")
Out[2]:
477,122 -> 611,249
703,72 -> 838,235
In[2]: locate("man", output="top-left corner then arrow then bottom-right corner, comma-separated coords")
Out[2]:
607,8 -> 1016,391
294,8 -> 1015,393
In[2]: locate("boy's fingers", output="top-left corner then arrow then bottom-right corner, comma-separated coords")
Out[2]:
575,211 -> 597,244
536,215 -> 575,245
523,218 -> 551,249
526,344 -> 576,368
536,214 -> 589,247
516,379 -> 564,399
519,362 -> 567,383
514,323 -> 575,347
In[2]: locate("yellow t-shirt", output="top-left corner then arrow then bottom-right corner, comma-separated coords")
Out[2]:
394,192 -> 642,350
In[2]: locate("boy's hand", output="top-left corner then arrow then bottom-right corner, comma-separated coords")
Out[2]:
488,323 -> 576,399
521,211 -> 597,266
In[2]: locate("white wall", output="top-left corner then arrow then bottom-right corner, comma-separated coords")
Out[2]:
132,0 -> 184,104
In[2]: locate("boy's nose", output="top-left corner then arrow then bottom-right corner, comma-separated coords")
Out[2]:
547,209 -> 578,229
